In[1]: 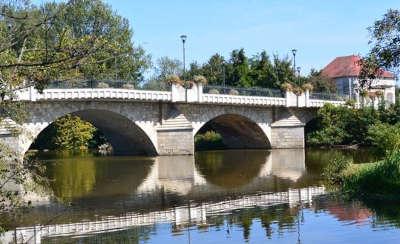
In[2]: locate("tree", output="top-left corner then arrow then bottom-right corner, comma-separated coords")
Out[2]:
359,9 -> 400,88
306,69 -> 336,93
0,0 -> 149,221
202,54 -> 226,85
249,51 -> 274,88
227,49 -> 252,87
143,56 -> 182,90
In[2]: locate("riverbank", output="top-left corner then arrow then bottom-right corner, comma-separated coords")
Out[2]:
326,150 -> 400,200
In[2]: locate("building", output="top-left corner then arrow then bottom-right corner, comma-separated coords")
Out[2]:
322,55 -> 396,104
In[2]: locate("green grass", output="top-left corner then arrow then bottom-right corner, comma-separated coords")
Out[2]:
336,150 -> 400,199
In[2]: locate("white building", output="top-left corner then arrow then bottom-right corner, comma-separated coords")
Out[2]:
322,55 -> 396,104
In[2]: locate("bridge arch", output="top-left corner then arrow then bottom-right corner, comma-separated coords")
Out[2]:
20,102 -> 159,156
195,113 -> 271,149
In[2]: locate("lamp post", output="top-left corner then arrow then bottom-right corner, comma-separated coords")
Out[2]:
297,66 -> 301,85
291,49 -> 297,75
180,35 -> 187,79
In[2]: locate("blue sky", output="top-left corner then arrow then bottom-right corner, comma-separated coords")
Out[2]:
34,0 -> 400,75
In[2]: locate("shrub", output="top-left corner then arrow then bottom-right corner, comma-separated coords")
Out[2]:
322,156 -> 351,185
52,115 -> 96,150
306,104 -> 380,146
228,89 -> 239,95
368,123 -> 400,154
97,82 -> 109,88
195,131 -> 225,150
208,88 -> 220,94
122,83 -> 134,89
342,150 -> 400,197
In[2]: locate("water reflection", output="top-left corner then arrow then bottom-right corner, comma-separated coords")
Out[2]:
3,148 -> 399,244
44,149 -> 308,204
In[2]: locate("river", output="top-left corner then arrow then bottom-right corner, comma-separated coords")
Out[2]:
2,148 -> 400,243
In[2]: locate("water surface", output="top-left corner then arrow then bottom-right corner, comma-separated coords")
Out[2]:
2,148 -> 400,243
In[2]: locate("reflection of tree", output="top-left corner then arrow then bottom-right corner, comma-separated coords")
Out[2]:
47,156 -> 97,203
45,154 -> 154,203
355,198 -> 400,228
206,205 -> 298,241
195,150 -> 267,188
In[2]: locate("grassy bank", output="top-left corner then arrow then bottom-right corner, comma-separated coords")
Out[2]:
326,150 -> 400,199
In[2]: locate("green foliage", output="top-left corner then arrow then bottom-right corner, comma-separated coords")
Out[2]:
33,115 -> 98,151
0,0 -> 150,90
368,123 -> 400,154
306,69 -> 336,93
195,131 -> 225,150
180,49 -> 335,93
53,115 -> 96,150
142,56 -> 181,90
307,104 -> 380,146
358,9 -> 400,90
322,156 -> 351,185
342,150 -> 400,198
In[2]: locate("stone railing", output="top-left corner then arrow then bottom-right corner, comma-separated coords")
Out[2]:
14,84 -> 348,108
15,87 -> 172,102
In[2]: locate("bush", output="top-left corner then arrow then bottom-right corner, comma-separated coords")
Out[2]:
122,83 -> 134,89
307,104 -> 380,146
208,88 -> 220,94
97,82 -> 109,88
229,89 -> 239,95
342,150 -> 400,197
195,131 -> 225,150
368,123 -> 400,154
322,156 -> 351,185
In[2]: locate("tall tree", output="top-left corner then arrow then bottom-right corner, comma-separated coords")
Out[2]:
143,56 -> 182,90
249,51 -> 274,88
227,49 -> 252,87
359,9 -> 400,89
0,0 -> 150,219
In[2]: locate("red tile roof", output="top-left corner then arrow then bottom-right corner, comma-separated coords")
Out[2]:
321,55 -> 395,79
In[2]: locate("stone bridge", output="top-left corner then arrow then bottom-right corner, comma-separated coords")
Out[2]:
1,83 -> 345,157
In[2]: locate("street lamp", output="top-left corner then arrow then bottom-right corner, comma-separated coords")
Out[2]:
291,49 -> 297,75
180,35 -> 187,79
297,66 -> 301,85
297,66 -> 301,77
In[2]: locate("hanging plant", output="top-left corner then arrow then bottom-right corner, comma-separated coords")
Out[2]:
280,82 -> 293,92
193,75 -> 208,85
301,83 -> 314,91
165,75 -> 183,85
208,88 -> 220,94
292,86 -> 304,96
228,89 -> 239,95
97,82 -> 109,88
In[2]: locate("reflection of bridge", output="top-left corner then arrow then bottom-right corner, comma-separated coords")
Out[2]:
2,186 -> 325,244
2,83 -> 345,158
137,149 -> 306,195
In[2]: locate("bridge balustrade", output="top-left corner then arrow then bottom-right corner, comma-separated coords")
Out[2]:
203,85 -> 284,98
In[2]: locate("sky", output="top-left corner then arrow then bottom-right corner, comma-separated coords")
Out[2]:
33,0 -> 400,75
